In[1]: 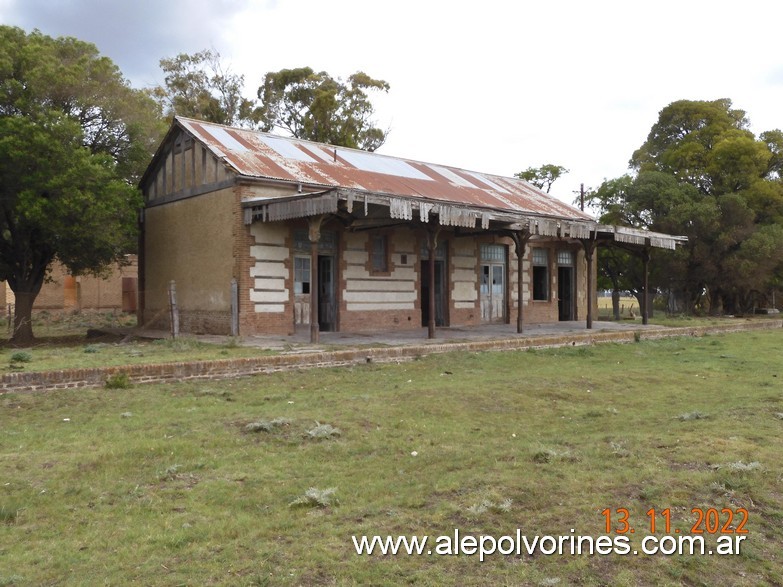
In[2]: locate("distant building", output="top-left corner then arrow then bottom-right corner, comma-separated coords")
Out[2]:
1,257 -> 138,314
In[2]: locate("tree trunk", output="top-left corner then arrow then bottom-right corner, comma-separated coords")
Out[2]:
612,288 -> 621,320
709,289 -> 722,316
12,290 -> 36,344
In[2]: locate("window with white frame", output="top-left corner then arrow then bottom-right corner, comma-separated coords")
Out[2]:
294,256 -> 311,294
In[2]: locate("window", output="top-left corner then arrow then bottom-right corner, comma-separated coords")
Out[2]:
293,229 -> 337,253
480,244 -> 505,262
294,256 -> 310,294
293,230 -> 310,253
557,250 -> 574,266
371,235 -> 388,273
532,248 -> 549,301
420,239 -> 448,260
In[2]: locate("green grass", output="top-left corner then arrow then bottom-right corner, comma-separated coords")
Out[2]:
597,295 -> 766,329
0,336 -> 277,373
2,330 -> 782,585
0,309 -> 137,341
0,311 -> 279,371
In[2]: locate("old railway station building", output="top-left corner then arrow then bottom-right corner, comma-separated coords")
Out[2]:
139,117 -> 684,341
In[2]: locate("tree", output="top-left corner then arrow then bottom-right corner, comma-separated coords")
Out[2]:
0,27 -> 156,342
761,129 -> 783,180
154,49 -> 256,127
256,67 -> 390,151
588,171 -> 699,314
0,26 -> 165,183
515,164 -> 569,193
595,98 -> 783,315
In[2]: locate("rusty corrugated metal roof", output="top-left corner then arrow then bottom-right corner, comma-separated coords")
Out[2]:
176,116 -> 593,222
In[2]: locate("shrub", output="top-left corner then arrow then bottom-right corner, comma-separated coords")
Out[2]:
306,422 -> 341,440
289,487 -> 338,508
159,464 -> 181,481
0,504 -> 20,525
723,461 -> 762,472
466,498 -> 512,516
244,417 -> 291,433
105,372 -> 131,389
677,411 -> 709,421
532,446 -> 578,464
9,351 -> 31,364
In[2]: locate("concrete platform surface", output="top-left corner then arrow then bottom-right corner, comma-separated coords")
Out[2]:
140,320 -> 667,352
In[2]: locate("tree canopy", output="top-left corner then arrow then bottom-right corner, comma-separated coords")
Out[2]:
256,67 -> 390,151
592,98 -> 783,315
0,26 -> 158,341
153,54 -> 391,152
153,49 -> 256,128
515,164 -> 569,193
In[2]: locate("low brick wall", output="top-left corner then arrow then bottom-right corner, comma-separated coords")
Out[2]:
1,320 -> 780,393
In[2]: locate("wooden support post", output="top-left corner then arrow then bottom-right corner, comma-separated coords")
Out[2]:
230,278 -> 239,337
427,229 -> 437,340
581,237 -> 597,330
642,246 -> 651,326
511,231 -> 530,334
168,280 -> 179,339
308,215 -> 325,344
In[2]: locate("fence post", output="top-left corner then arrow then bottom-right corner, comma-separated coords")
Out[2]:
168,280 -> 179,339
230,278 -> 238,337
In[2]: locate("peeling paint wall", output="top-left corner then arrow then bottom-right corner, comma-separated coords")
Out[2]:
249,222 -> 290,314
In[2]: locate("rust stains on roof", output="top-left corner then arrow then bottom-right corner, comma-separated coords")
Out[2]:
177,116 -> 593,222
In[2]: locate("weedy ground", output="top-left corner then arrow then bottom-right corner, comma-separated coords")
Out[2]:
0,311 -> 275,372
0,309 -> 743,373
1,330 -> 782,585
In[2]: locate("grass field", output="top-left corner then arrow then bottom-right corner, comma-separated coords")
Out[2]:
0,312 -> 280,373
0,335 -> 277,373
2,329 -> 782,585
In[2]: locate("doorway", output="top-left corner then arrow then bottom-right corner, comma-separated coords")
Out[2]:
420,260 -> 446,327
480,244 -> 507,323
557,250 -> 575,321
318,255 -> 336,331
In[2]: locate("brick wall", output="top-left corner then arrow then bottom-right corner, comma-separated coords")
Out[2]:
1,320 -> 778,394
2,259 -> 137,312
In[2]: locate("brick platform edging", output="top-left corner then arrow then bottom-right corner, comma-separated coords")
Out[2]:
1,320 -> 780,393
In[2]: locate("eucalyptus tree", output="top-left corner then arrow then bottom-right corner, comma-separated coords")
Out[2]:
257,67 -> 390,151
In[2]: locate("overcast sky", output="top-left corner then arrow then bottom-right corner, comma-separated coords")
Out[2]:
3,0 -> 783,204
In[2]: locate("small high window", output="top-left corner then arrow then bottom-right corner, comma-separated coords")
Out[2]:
557,250 -> 574,266
480,244 -> 505,262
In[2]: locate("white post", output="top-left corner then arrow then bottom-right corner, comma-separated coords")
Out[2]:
230,278 -> 239,337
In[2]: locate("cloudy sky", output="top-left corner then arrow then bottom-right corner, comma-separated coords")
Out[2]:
3,0 -> 783,204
